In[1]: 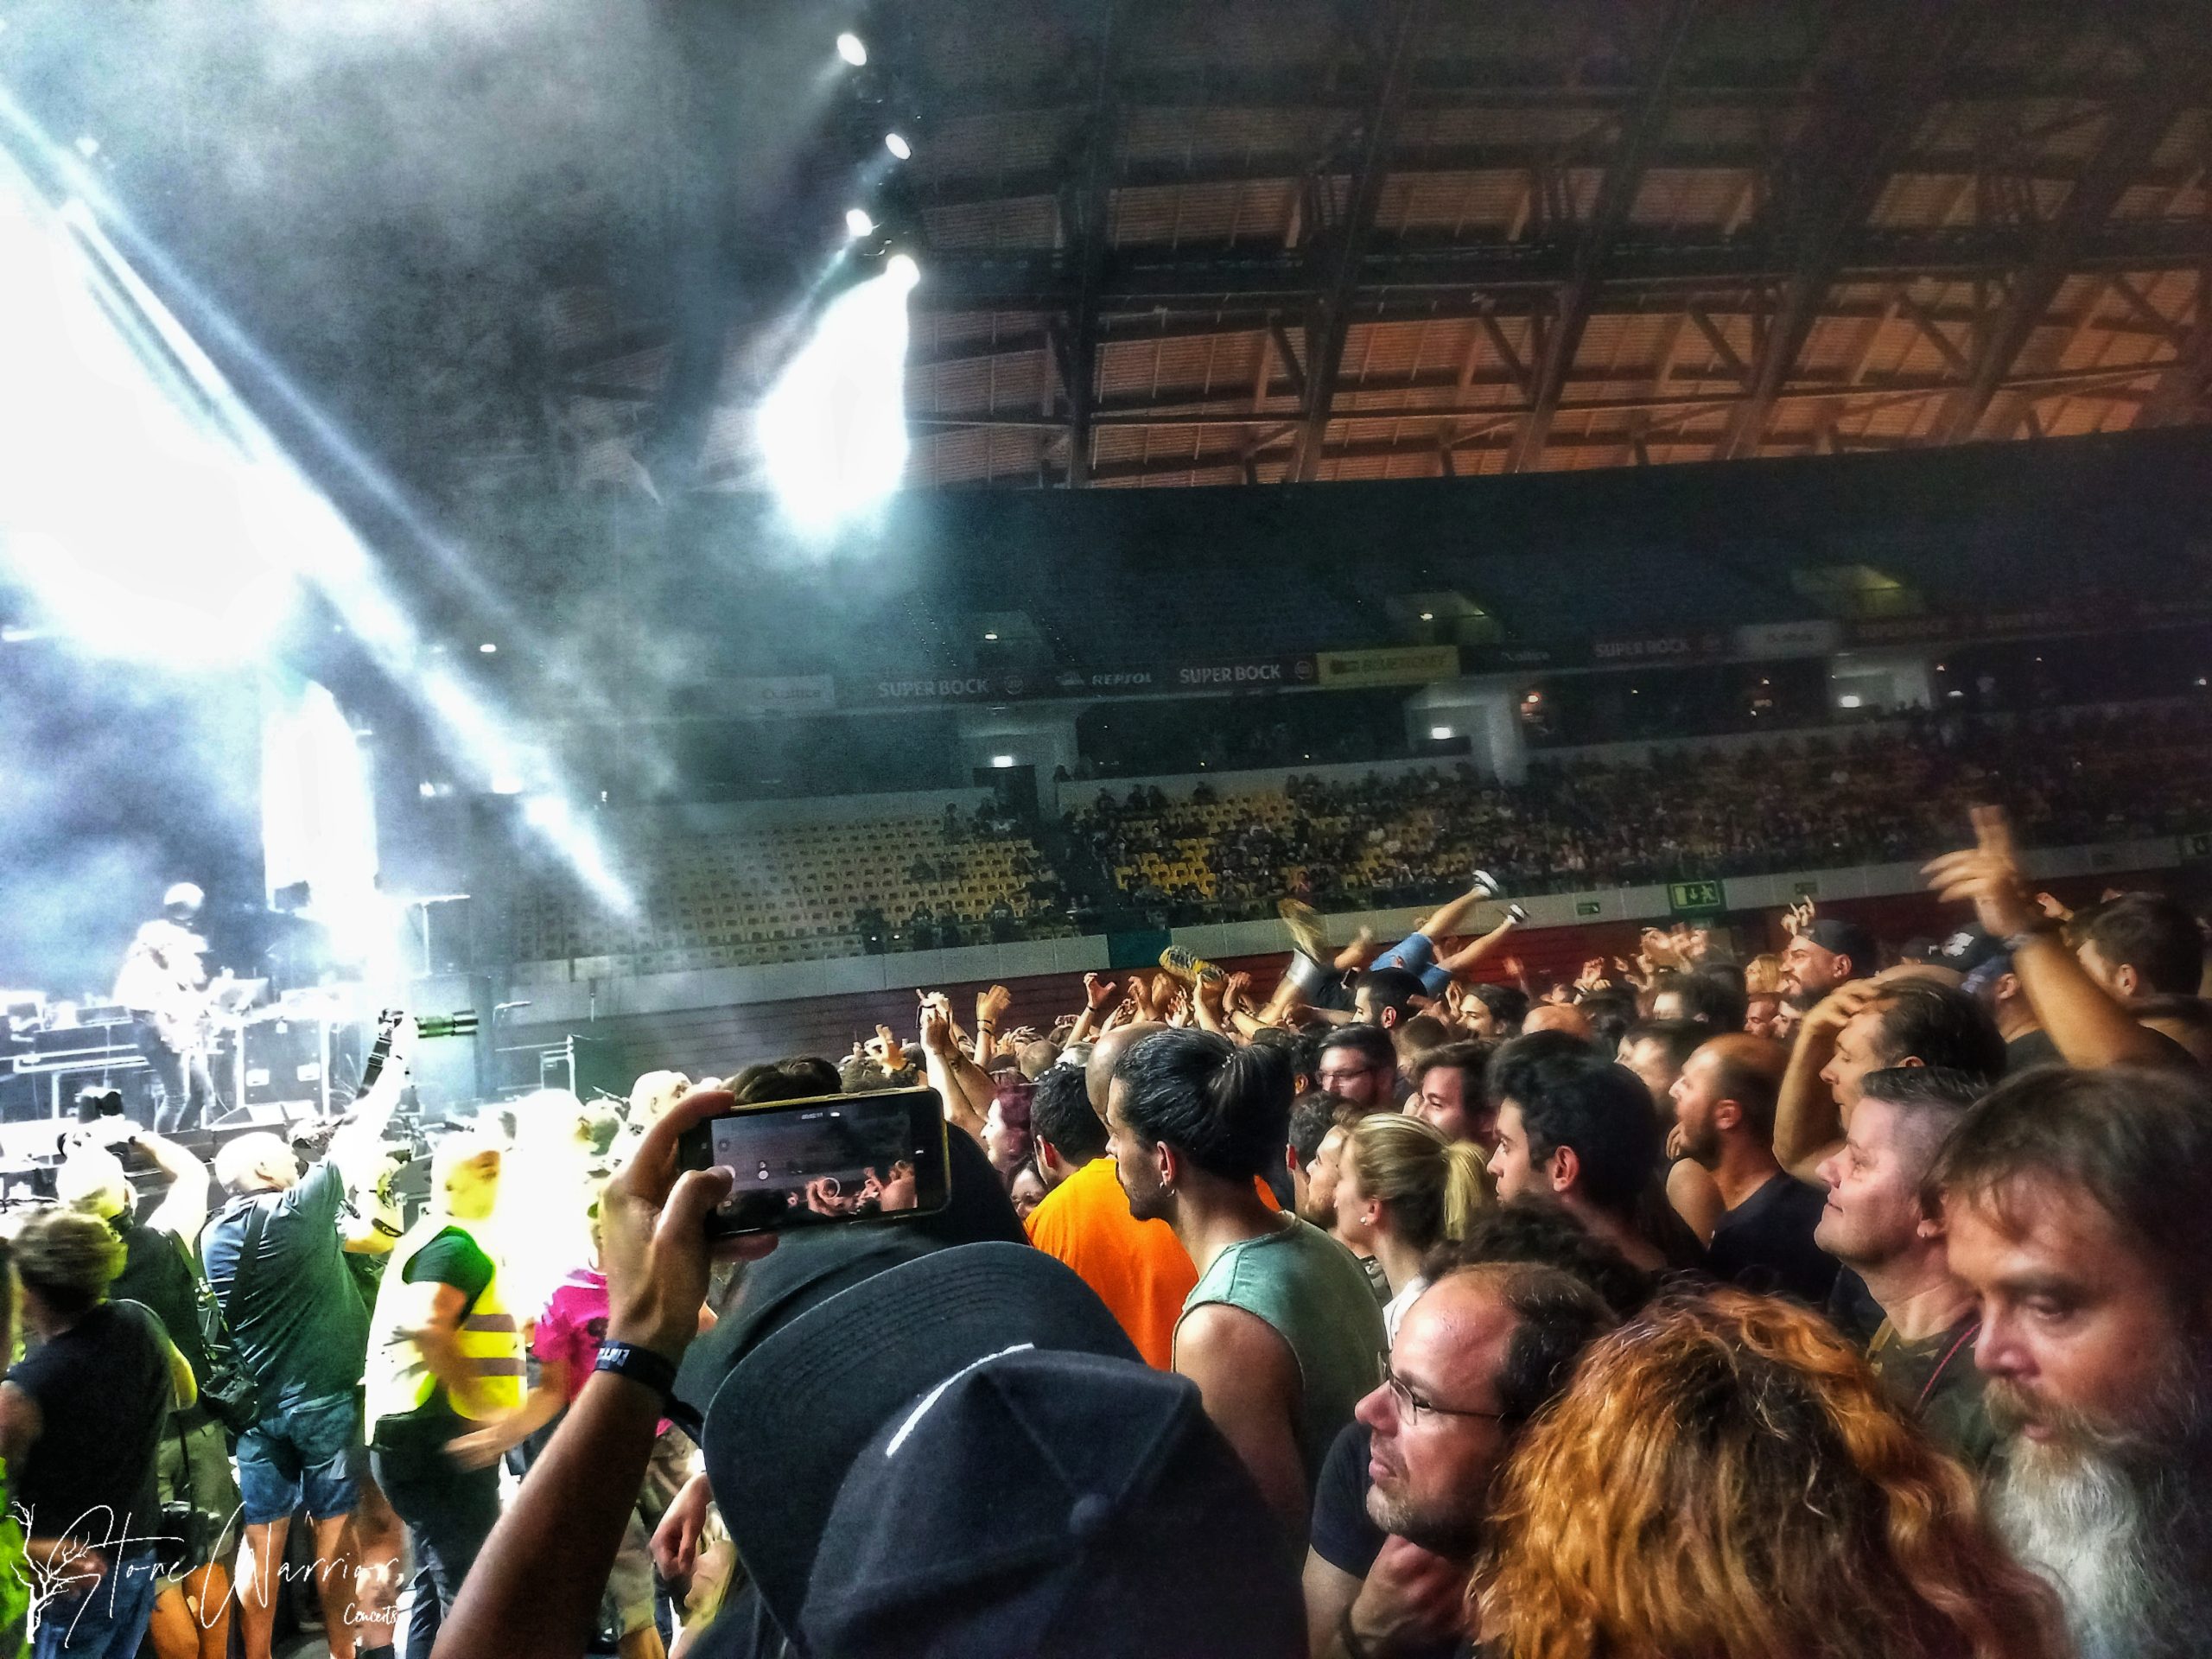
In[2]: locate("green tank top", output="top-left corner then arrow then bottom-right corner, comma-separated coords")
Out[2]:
1180,1217 -> 1386,1492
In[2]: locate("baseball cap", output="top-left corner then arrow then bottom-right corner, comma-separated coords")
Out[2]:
709,1243 -> 1299,1654
800,1345 -> 1305,1658
1935,925 -> 2006,978
1804,918 -> 1877,971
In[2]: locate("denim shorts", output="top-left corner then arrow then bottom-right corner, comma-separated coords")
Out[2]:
235,1391 -> 363,1524
1371,931 -> 1452,998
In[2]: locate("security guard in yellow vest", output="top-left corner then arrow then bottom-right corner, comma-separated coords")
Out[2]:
365,1132 -> 523,1653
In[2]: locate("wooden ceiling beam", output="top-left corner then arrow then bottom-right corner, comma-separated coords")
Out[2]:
1711,1 -> 1986,461
1929,47 -> 2203,443
1506,0 -> 1702,473
1287,0 -> 1424,481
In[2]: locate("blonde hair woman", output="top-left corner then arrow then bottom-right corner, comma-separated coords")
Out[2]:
1335,1113 -> 1489,1342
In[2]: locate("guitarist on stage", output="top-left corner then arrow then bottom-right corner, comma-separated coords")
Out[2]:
114,882 -> 224,1133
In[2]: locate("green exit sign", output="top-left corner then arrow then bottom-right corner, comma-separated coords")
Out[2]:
2184,831 -> 2212,861
1669,880 -> 1724,914
1575,899 -> 1601,918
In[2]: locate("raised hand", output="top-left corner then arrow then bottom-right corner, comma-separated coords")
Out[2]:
1084,971 -> 1117,1012
1923,804 -> 2040,941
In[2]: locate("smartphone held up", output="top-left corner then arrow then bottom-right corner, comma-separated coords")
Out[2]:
676,1085 -> 951,1236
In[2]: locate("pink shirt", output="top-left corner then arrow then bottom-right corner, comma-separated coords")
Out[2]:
533,1265 -> 613,1406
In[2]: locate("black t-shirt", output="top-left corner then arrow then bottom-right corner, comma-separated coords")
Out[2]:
2004,1029 -> 2063,1074
8,1300 -> 171,1544
1707,1174 -> 1839,1306
372,1228 -> 494,1447
1825,1268 -> 1885,1347
1311,1421 -> 1386,1576
111,1212 -> 209,1391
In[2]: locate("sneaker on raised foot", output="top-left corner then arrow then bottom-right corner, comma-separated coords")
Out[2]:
1470,868 -> 1503,899
1159,944 -> 1225,985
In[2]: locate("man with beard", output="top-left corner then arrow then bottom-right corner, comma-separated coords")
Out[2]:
1669,1034 -> 1835,1306
1780,918 -> 1877,1011
1937,1065 -> 2212,1659
1301,1263 -> 1615,1659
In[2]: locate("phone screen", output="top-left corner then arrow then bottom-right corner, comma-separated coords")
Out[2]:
682,1088 -> 950,1236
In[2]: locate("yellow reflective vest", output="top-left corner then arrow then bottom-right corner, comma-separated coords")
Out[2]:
365,1213 -> 524,1428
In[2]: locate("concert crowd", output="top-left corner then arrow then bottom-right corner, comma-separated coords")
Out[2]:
11,798 -> 2212,1659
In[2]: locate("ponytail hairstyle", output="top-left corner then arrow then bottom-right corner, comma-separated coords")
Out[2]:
1112,1029 -> 1294,1181
1344,1113 -> 1491,1253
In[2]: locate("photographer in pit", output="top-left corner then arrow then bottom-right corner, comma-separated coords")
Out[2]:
201,1021 -> 417,1659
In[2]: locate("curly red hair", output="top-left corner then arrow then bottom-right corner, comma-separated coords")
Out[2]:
1474,1288 -> 2063,1659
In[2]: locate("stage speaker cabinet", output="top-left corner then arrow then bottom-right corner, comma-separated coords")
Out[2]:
406,974 -> 488,1118
236,1020 -> 332,1116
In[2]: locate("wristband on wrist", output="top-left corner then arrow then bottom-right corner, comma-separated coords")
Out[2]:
2004,918 -> 2063,954
1337,1609 -> 1376,1659
595,1339 -> 677,1402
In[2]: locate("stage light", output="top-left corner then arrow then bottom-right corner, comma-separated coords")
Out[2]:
1429,726 -> 1453,741
1838,695 -> 1864,709
758,261 -> 916,537
72,135 -> 98,160
479,641 -> 498,654
991,754 -> 1015,769
885,132 -> 912,160
0,163 -> 296,664
836,32 -> 868,65
982,631 -> 998,641
844,207 -> 875,238
1419,611 -> 1434,621
886,253 -> 920,289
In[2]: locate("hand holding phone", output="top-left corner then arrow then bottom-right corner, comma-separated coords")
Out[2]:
676,1086 -> 952,1237
599,1087 -> 776,1362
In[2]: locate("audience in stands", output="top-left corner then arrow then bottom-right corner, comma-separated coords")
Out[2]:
20,786 -> 2212,1659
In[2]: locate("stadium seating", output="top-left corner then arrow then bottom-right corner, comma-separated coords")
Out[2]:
503,810 -> 1069,972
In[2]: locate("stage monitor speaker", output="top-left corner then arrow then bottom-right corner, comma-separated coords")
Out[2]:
207,1101 -> 296,1130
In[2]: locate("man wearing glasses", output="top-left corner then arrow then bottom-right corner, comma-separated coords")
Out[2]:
1303,1262 -> 1616,1659
1316,1027 -> 1402,1115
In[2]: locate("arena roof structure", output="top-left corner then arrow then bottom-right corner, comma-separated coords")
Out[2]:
538,0 -> 2212,496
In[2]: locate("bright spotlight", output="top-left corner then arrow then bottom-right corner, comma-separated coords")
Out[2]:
885,132 -> 912,160
836,32 -> 868,65
885,252 -> 920,289
479,641 -> 498,654
1429,726 -> 1454,741
72,135 -> 99,160
844,207 -> 875,238
991,754 -> 1015,769
0,157 -> 296,664
758,264 -> 915,537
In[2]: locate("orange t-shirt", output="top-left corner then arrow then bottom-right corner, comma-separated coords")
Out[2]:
1024,1155 -> 1197,1370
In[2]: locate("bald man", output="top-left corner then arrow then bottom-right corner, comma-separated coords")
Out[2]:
1669,1033 -> 1837,1304
1025,1024 -> 1196,1367
1522,1002 -> 1592,1042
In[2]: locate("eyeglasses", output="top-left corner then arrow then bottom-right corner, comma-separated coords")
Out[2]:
1318,1065 -> 1376,1085
1380,1360 -> 1509,1426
